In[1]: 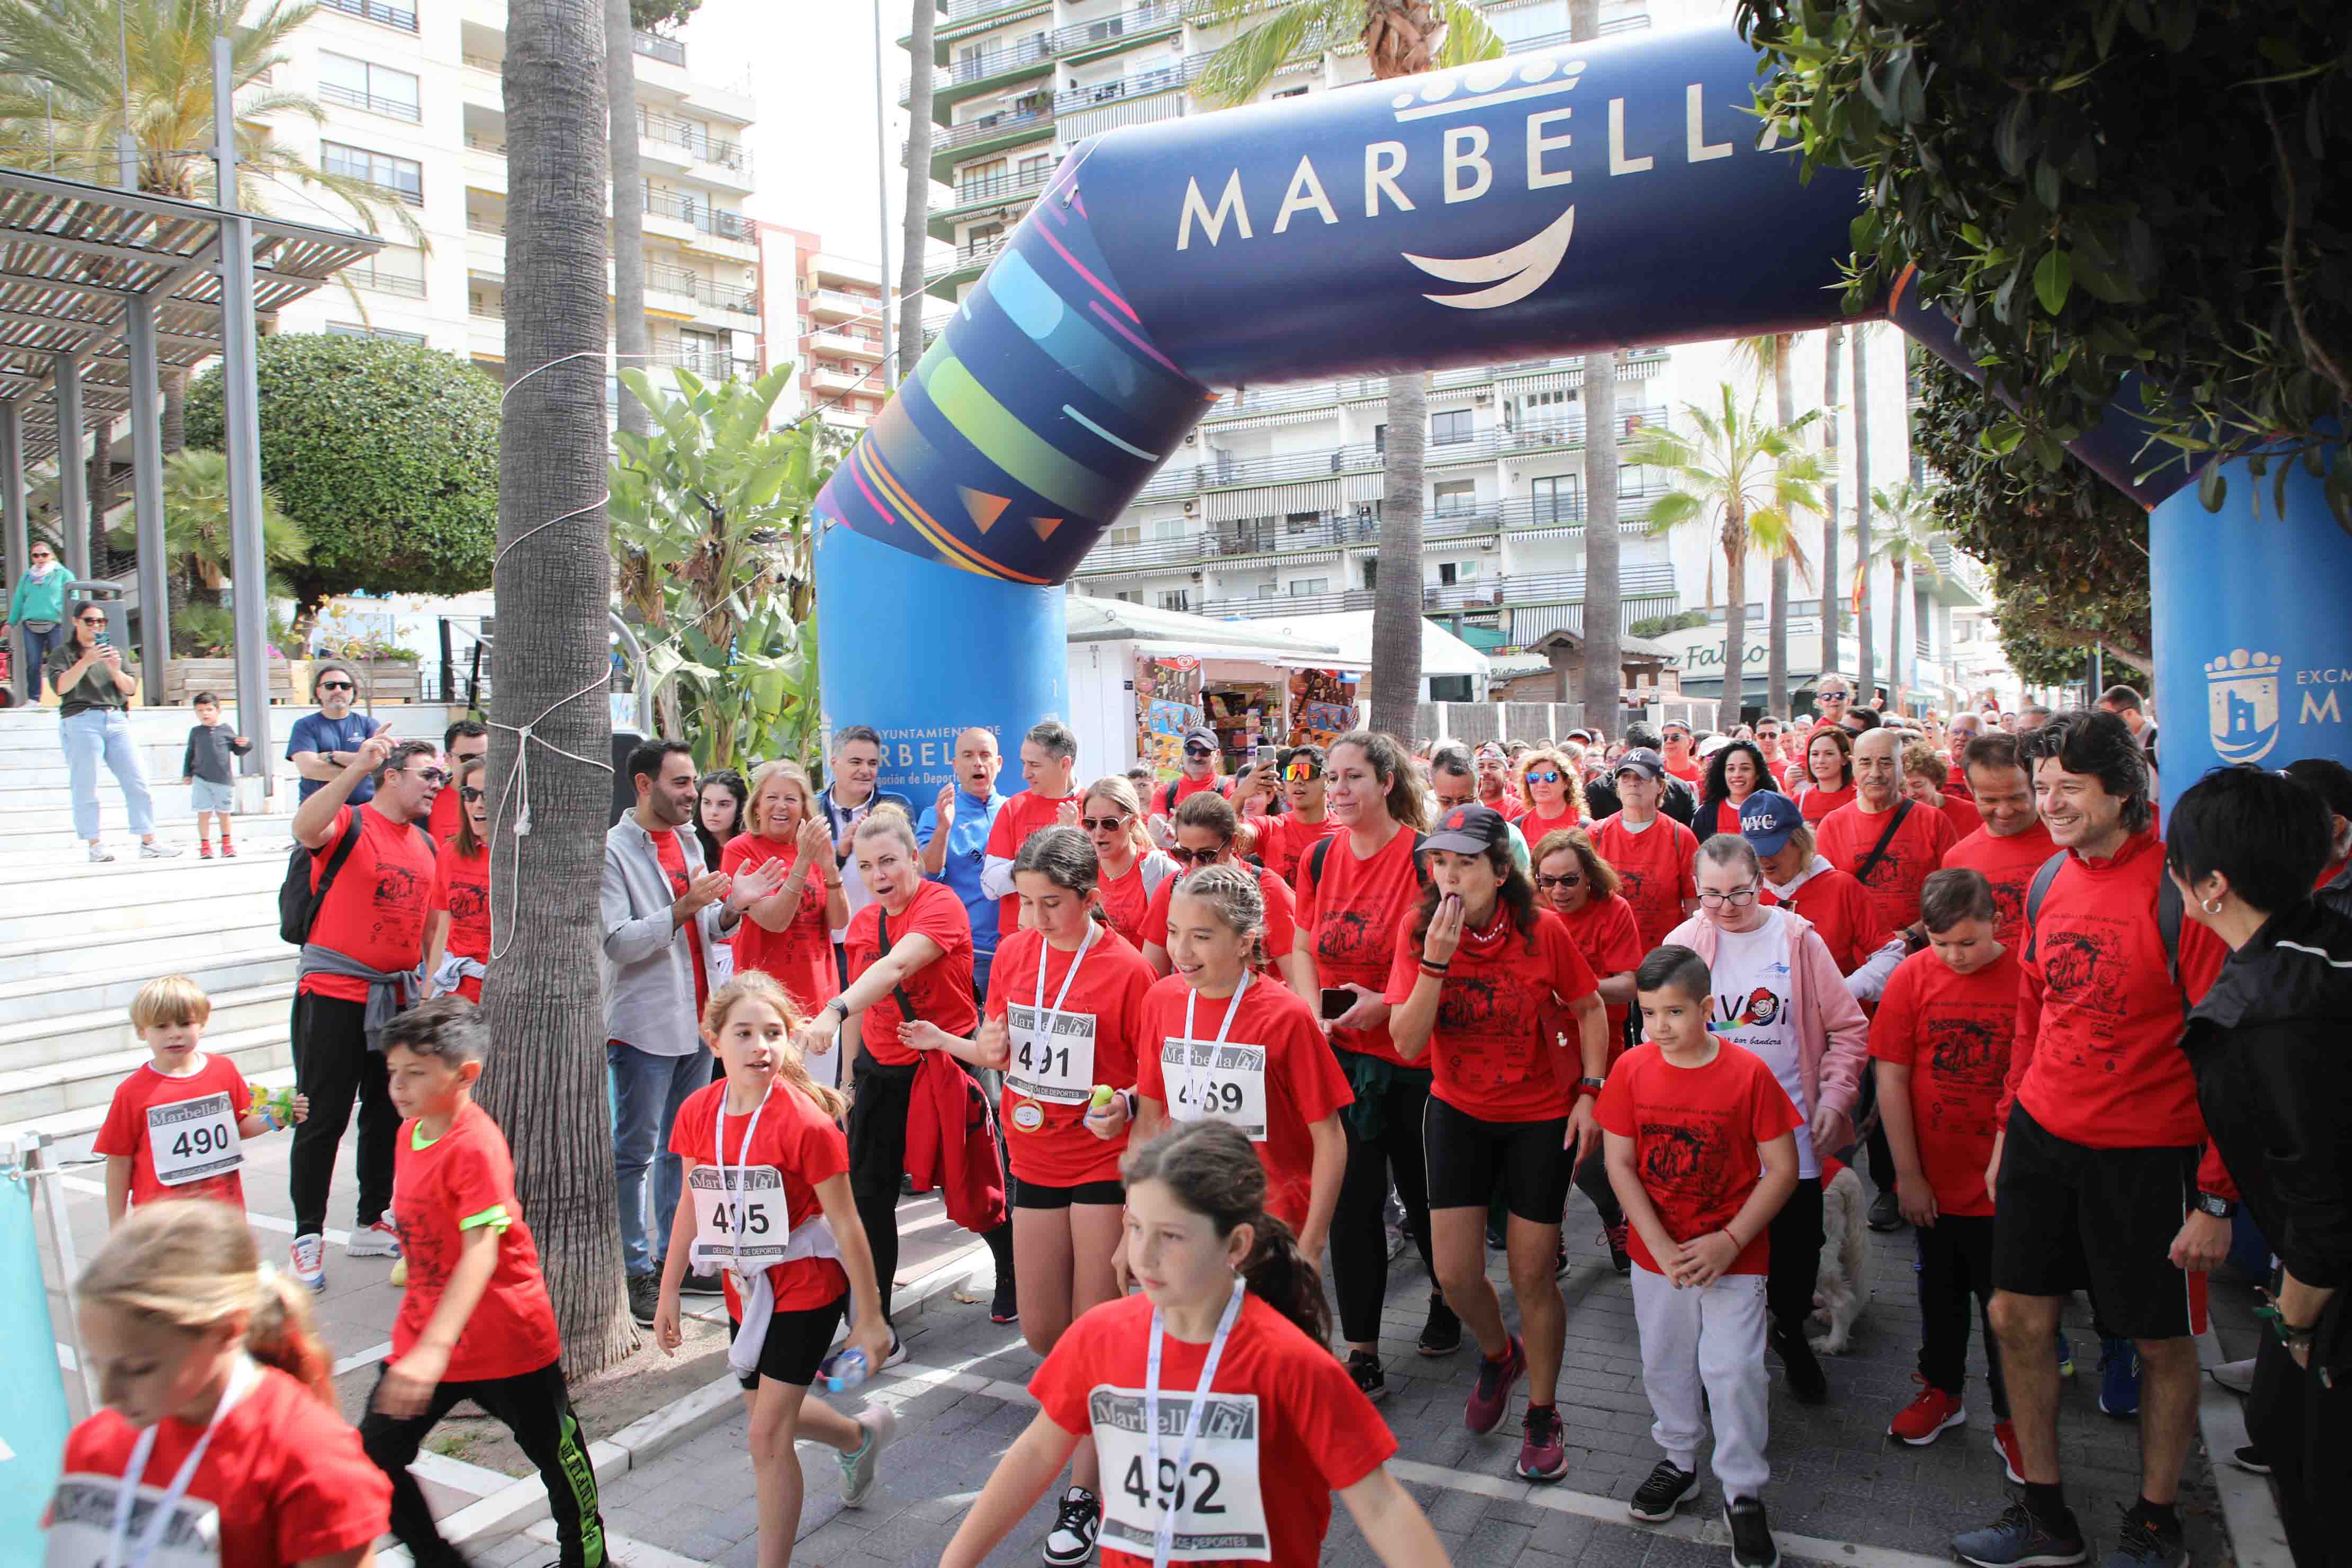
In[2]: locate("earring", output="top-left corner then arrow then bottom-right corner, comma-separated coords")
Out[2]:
2202,897 -> 2225,916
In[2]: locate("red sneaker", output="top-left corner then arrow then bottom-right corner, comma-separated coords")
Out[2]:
197,841 -> 213,859
1888,1375 -> 1965,1445
220,839 -> 237,857
1993,1419 -> 2025,1484
1465,1334 -> 1525,1434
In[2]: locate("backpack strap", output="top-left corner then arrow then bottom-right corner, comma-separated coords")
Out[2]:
1850,799 -> 1915,888
876,908 -> 921,1026
2157,871 -> 2186,1009
312,809 -> 368,908
2020,850 -> 2070,966
1308,832 -> 1333,894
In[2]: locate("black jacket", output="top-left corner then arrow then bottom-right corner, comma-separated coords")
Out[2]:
2183,897 -> 2352,1368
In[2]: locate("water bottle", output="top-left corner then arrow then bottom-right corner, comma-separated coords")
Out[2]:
821,1348 -> 869,1393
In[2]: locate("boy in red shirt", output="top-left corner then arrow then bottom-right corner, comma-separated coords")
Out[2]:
96,974 -> 307,1223
1872,871 -> 2024,1477
1598,944 -> 1799,1568
1589,750 -> 1701,952
359,997 -> 607,1568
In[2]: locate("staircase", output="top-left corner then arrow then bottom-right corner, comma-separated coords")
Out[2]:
0,701 -> 464,1133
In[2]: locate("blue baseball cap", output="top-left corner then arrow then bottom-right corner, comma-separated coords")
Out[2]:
1737,791 -> 1804,855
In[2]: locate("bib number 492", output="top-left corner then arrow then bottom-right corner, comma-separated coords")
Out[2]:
1122,1455 -> 1224,1517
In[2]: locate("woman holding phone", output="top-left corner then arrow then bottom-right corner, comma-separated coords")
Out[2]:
47,603 -> 176,863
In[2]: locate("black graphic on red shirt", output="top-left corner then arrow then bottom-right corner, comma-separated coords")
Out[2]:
446,878 -> 489,928
1617,867 -> 1649,905
1640,1119 -> 1719,1187
369,864 -> 430,948
1985,877 -> 2026,935
1316,905 -> 1381,965
1925,1016 -> 2004,1082
2042,930 -> 2125,1018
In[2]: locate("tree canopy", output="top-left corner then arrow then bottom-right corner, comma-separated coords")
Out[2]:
1736,0 -> 2350,524
185,334 -> 499,616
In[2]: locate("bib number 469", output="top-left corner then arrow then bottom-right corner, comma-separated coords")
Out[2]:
1177,1080 -> 1245,1117
1123,1455 -> 1224,1516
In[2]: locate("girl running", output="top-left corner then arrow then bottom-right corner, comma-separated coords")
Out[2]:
45,1200 -> 391,1567
1796,727 -> 1857,823
906,826 -> 1156,1568
1077,776 -> 1177,951
1139,791 -> 1309,991
723,761 -> 848,1019
1291,729 -> 1450,1390
1532,827 -> 1647,1274
939,1122 -> 1451,1568
655,972 -> 897,1566
424,755 -> 490,1001
1512,747 -> 1588,845
1388,803 -> 1608,1482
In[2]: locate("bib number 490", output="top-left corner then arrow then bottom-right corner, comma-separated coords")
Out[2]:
1122,1455 -> 1225,1517
169,1125 -> 232,1161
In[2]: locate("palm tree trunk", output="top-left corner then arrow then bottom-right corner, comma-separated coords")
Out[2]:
1721,518 -> 1748,732
1853,326 -> 1875,707
897,0 -> 937,380
1820,326 -> 1843,689
1567,0 -> 1620,737
493,0 -> 636,1378
161,368 -> 186,457
88,419 -> 115,577
605,0 -> 649,440
1369,371 -> 1426,737
1767,333 -> 1794,717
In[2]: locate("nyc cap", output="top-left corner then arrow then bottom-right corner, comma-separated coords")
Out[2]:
1424,802 -> 1510,857
1737,791 -> 1804,855
1613,747 -> 1667,782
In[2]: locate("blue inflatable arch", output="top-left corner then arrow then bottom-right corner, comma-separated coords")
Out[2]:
813,23 -> 2347,807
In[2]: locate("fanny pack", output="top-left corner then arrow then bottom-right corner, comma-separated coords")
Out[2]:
21,619 -> 55,633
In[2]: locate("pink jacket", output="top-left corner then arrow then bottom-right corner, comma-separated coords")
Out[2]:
1661,907 -> 1870,1151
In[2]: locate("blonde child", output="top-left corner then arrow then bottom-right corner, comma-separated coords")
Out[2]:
44,1200 -> 390,1566
94,974 -> 307,1224
654,972 -> 897,1568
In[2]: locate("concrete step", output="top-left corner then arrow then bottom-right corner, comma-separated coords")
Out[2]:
0,828 -> 297,872
0,1020 -> 292,1125
0,777 -> 298,816
0,741 -> 262,777
0,976 -> 294,1076
3,1061 -> 296,1145
0,940 -> 292,1023
0,875 -> 280,943
0,912 -> 286,983
0,809 -> 294,854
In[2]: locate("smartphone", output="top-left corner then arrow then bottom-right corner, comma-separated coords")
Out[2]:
1319,987 -> 1354,1022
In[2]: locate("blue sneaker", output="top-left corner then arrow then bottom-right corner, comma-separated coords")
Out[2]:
2054,1330 -> 2074,1380
2098,1337 -> 2140,1418
1953,1501 -> 2088,1568
2099,1506 -> 2186,1568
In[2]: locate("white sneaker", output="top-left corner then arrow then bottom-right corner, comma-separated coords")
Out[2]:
290,1234 -> 326,1293
835,1405 -> 897,1508
346,1218 -> 403,1258
882,1334 -> 908,1369
2211,1356 -> 2257,1395
88,843 -> 113,863
1043,1486 -> 1102,1566
137,841 -> 183,858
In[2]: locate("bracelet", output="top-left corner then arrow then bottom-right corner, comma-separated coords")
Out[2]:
1574,1079 -> 1604,1101
1721,1228 -> 1743,1251
1419,957 -> 1450,974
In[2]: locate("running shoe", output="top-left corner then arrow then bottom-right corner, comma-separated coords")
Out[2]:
679,1268 -> 724,1297
1486,1222 -> 1506,1250
220,839 -> 237,857
1464,1334 -> 1525,1434
1627,1460 -> 1698,1522
1952,1502 -> 2088,1567
198,841 -> 213,859
2210,1356 -> 2256,1395
1600,1221 -> 1631,1275
1516,1404 -> 1567,1482
1888,1376 -> 1965,1445
2230,1444 -> 2270,1475
1041,1486 -> 1101,1566
2097,1338 -> 2140,1418
2100,1506 -> 2185,1568
626,1273 -> 659,1327
1867,1189 -> 1903,1232
1994,1420 -> 2025,1485
88,843 -> 113,863
289,1233 -> 326,1294
835,1406 -> 897,1509
138,841 -> 182,858
991,1277 -> 1020,1324
1725,1497 -> 1780,1568
346,1218 -> 402,1258
1769,1322 -> 1828,1405
1417,1291 -> 1462,1356
882,1334 -> 908,1369
1347,1349 -> 1388,1403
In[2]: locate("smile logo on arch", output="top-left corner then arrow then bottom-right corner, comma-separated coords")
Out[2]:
1402,205 -> 1575,311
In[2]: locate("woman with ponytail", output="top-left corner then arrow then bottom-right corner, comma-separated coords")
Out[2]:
941,1122 -> 1450,1568
46,1200 -> 391,1566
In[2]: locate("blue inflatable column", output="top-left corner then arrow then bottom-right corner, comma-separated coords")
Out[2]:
2149,446 -> 2351,818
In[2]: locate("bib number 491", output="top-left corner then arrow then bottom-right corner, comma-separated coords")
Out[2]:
1017,1040 -> 1072,1080
1122,1455 -> 1224,1517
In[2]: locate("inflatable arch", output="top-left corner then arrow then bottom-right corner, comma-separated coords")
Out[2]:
812,23 -> 2347,811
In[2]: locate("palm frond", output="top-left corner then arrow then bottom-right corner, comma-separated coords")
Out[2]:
1435,0 -> 1504,67
1193,0 -> 1347,107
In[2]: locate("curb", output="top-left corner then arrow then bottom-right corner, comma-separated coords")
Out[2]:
2197,1328 -> 2293,1568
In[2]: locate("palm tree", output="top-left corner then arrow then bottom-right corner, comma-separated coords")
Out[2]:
1852,323 -> 1876,707
1627,383 -> 1827,731
1849,479 -> 1943,714
1569,0 -> 1620,736
488,0 -> 636,1377
898,0 -> 936,383
1733,333 -> 1804,717
1820,325 -> 1844,684
1193,0 -> 1500,737
606,0 -> 650,440
110,447 -> 305,651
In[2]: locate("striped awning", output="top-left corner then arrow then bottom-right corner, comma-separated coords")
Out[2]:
1208,478 -> 1339,522
1201,407 -> 1344,433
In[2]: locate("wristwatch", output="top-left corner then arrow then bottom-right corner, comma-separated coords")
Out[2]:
1577,1076 -> 1606,1100
2193,1192 -> 2237,1221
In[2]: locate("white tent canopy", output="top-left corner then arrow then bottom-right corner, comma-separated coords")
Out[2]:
1066,595 -> 1358,667
1241,610 -> 1491,687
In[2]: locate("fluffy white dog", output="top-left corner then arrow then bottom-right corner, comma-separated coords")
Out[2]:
1809,1160 -> 1873,1354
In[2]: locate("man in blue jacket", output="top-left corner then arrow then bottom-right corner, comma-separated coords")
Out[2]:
917,725 -> 1008,1004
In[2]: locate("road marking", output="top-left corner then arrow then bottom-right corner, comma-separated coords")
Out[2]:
58,1174 -> 353,1247
333,1340 -> 394,1377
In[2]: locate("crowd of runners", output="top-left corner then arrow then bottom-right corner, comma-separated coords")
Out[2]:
42,682 -> 2352,1568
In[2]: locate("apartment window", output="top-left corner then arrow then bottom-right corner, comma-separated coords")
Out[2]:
1106,524 -> 1142,547
1255,583 -> 1277,598
1018,154 -> 1052,178
1272,85 -> 1308,99
323,141 -> 422,205
1157,589 -> 1190,612
1530,473 -> 1580,523
319,53 -> 420,121
1430,409 -> 1473,445
1284,509 -> 1322,534
1437,561 -> 1479,586
1289,578 -> 1328,597
326,321 -> 426,344
1434,480 -> 1476,515
1361,559 -> 1377,589
1115,590 -> 1140,604
1621,462 -> 1655,495
351,243 -> 426,298
319,0 -> 419,32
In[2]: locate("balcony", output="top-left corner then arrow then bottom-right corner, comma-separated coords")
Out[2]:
633,28 -> 685,66
645,188 -> 753,244
645,263 -> 757,316
931,163 -> 1053,221
320,82 -> 421,121
1057,87 -> 1187,141
650,344 -> 755,381
810,326 -> 886,361
807,286 -> 880,322
811,362 -> 876,395
1052,53 -> 1206,116
923,231 -> 1009,292
916,106 -> 1053,177
1192,560 -> 1680,622
346,256 -> 427,299
320,0 -> 417,30
1197,586 -> 1379,617
1052,2 -> 1185,62
1200,351 -> 1670,424
1498,405 -> 1668,454
638,110 -> 753,180
902,32 -> 1057,105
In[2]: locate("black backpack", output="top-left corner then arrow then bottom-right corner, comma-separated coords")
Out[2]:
280,811 -> 366,945
2021,849 -> 2186,1007
1304,829 -> 1432,897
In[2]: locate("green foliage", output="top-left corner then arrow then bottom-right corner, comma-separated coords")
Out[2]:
629,0 -> 698,29
1628,382 -> 1828,598
1911,355 -> 2152,684
112,447 -> 307,591
609,363 -> 844,774
185,334 -> 499,616
1736,0 -> 2351,523
1190,0 -> 1500,107
1630,609 -> 1710,638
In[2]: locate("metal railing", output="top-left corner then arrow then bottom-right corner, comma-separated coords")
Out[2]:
638,110 -> 752,174
646,264 -> 758,313
941,0 -> 1049,26
320,82 -> 421,122
1050,2 -> 1185,54
1192,560 -> 1680,620
925,231 -> 1009,279
466,214 -> 505,236
469,295 -> 503,320
1203,353 -> 1669,422
807,286 -> 881,318
904,33 -> 1058,100
633,29 -> 686,66
1076,494 -> 1667,576
462,131 -> 505,156
645,188 -> 753,241
320,0 -> 417,31
921,106 -> 1053,157
650,344 -> 756,380
347,256 -> 426,298
1052,53 -> 1209,115
935,164 -> 1053,213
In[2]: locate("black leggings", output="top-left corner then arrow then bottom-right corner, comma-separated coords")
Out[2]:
1765,1174 -> 1826,1335
1573,1145 -> 1622,1229
847,1055 -> 1013,1322
1329,1066 -> 1435,1346
1917,1213 -> 2008,1417
362,1359 -> 605,1568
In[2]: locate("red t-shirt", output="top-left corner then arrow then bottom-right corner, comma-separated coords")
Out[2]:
1662,755 -> 1703,784
1594,1041 -> 1802,1276
668,1079 -> 851,1314
2003,831 -> 2226,1148
300,804 -> 436,1002
721,832 -> 839,1019
94,1054 -> 252,1211
51,1366 -> 390,1568
1135,974 -> 1352,1233
390,1100 -> 562,1383
1098,857 -> 1160,952
1157,773 -> 1230,814
843,879 -> 978,1065
1871,947 -> 2019,1216
1555,893 -> 1646,1049
1383,907 -> 1597,1122
1291,823 -> 1424,1066
1514,804 -> 1581,848
432,835 -> 491,1002
1030,1291 -> 1394,1568
1797,782 -> 1855,823
985,926 -> 1156,1187
1142,864 -> 1300,980
1936,792 -> 1983,840
652,828 -> 710,1016
1477,784 -> 1524,819
1702,798 -> 1754,837
1251,812 -> 1339,885
1760,866 -> 1893,978
1588,813 -> 1701,953
985,788 -> 1079,934
1815,798 -> 1958,933
1943,820 -> 2058,950
428,779 -> 464,845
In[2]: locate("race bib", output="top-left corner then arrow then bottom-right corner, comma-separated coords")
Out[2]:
146,1094 -> 240,1187
687,1164 -> 790,1276
1159,1038 -> 1269,1142
1090,1386 -> 1271,1563
1005,1003 -> 1097,1105
45,1474 -> 222,1568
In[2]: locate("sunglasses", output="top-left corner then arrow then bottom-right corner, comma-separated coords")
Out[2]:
317,679 -> 353,692
1525,769 -> 1562,785
1168,845 -> 1223,865
1535,873 -> 1583,891
1283,761 -> 1321,781
77,615 -> 105,625
412,767 -> 451,786
460,785 -> 484,803
1078,815 -> 1128,832
1183,746 -> 1214,758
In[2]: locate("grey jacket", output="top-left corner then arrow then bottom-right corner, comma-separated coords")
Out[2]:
603,813 -> 739,1056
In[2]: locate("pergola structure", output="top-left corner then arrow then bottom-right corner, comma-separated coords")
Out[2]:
0,161 -> 381,783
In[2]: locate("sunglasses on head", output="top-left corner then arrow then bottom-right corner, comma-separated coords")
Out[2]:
1168,844 -> 1223,866
460,785 -> 484,803
1078,814 -> 1128,832
318,679 -> 353,692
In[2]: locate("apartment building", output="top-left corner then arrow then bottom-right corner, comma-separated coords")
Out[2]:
266,0 -> 762,399
754,227 -> 890,433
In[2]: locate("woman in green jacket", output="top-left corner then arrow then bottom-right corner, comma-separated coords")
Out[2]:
6,538 -> 67,701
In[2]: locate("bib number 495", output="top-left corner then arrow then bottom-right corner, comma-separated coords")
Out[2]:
1122,1455 -> 1224,1517
707,1201 -> 771,1237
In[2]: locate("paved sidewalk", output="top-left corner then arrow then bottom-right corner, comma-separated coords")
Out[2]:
448,1202 -> 2254,1568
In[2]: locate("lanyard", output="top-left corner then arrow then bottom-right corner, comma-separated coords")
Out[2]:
104,1354 -> 259,1568
1031,922 -> 1096,1034
1177,970 -> 1251,1112
713,1081 -> 774,1270
1142,1276 -> 1247,1568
